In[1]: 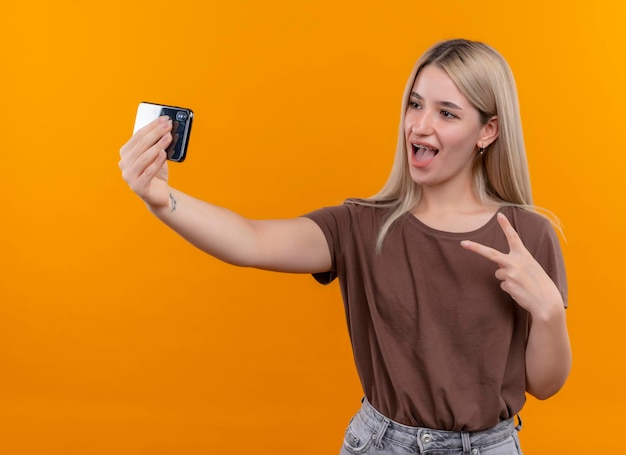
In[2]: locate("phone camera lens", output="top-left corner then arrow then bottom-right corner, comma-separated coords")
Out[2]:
176,112 -> 188,121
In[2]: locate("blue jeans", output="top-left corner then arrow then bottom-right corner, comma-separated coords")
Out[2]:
339,398 -> 523,455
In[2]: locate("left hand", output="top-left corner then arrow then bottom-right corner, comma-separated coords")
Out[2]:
460,212 -> 564,316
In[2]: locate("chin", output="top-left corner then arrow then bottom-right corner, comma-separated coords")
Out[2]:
408,167 -> 433,186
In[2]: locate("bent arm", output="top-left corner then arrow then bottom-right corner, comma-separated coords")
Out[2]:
151,189 -> 332,273
460,213 -> 572,399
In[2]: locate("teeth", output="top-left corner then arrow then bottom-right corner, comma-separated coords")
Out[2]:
413,144 -> 437,151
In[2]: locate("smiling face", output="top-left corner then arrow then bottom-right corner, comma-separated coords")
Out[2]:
404,64 -> 498,193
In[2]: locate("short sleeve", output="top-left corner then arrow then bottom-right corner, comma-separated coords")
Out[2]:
301,205 -> 352,285
538,223 -> 568,308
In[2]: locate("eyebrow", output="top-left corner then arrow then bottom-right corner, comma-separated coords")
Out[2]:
410,92 -> 464,111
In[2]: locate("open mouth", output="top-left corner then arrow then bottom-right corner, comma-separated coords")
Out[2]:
412,143 -> 439,163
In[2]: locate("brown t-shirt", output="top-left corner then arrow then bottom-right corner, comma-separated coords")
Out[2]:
304,203 -> 567,431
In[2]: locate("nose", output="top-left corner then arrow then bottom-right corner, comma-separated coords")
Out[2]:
408,109 -> 434,136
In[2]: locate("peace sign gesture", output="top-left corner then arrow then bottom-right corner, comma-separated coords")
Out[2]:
461,212 -> 564,317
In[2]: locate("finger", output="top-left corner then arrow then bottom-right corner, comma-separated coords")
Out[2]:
127,148 -> 167,195
136,115 -> 172,139
134,117 -> 173,155
120,116 -> 172,161
134,149 -> 168,190
496,212 -> 524,252
134,133 -> 172,176
122,132 -> 172,185
460,239 -> 506,265
120,118 -> 171,171
121,130 -> 170,175
494,268 -> 507,282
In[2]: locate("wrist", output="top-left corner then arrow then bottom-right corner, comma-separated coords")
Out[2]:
530,295 -> 566,326
146,190 -> 177,217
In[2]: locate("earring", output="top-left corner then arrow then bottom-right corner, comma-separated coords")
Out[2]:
478,144 -> 486,156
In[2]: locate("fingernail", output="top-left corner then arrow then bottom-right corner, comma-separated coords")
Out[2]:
158,115 -> 170,124
460,240 -> 470,247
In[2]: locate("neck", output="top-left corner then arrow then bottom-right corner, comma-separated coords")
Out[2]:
411,181 -> 500,233
416,179 -> 484,213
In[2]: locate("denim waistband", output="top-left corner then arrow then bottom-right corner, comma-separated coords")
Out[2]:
357,398 -> 518,453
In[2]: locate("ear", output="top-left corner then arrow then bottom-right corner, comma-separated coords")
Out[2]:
478,115 -> 499,148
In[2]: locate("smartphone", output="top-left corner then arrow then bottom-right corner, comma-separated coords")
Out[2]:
133,102 -> 194,162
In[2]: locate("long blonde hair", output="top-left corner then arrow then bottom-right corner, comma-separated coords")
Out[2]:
355,39 -> 537,250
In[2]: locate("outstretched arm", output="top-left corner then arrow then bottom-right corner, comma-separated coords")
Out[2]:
119,116 -> 331,274
460,213 -> 572,399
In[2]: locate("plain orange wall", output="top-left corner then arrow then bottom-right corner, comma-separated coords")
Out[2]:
2,1 -> 625,453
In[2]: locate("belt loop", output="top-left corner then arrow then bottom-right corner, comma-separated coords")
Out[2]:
515,414 -> 523,432
461,431 -> 472,454
373,417 -> 390,449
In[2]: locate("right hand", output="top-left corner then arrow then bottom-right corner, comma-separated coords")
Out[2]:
119,116 -> 173,210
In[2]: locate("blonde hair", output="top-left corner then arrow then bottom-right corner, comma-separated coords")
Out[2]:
354,39 -> 540,250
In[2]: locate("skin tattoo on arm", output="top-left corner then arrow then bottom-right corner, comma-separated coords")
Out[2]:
169,193 -> 177,212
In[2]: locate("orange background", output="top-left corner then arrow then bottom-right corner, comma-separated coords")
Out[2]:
2,1 -> 624,453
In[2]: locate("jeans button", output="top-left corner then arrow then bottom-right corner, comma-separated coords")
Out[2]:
421,433 -> 432,443
472,449 -> 478,454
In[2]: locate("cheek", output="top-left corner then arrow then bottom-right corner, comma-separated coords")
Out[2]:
444,128 -> 479,152
403,113 -> 413,135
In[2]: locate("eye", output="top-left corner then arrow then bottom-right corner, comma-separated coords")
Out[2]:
408,100 -> 421,109
441,110 -> 458,119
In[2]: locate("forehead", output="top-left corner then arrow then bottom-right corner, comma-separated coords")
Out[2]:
411,64 -> 470,106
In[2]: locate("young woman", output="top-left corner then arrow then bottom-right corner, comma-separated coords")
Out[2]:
119,39 -> 571,454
